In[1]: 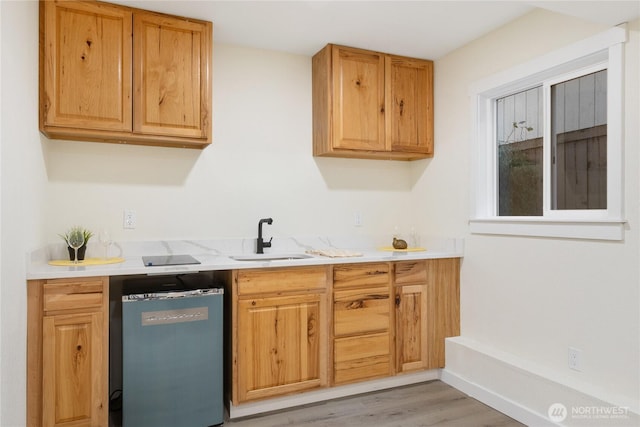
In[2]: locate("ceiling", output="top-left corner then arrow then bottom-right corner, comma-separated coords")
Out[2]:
113,1 -> 640,59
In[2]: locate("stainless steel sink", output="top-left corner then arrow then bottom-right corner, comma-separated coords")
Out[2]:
230,253 -> 313,262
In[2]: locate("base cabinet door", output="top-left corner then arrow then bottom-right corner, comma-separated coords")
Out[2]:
27,276 -> 109,427
236,294 -> 327,402
395,284 -> 428,373
42,312 -> 106,427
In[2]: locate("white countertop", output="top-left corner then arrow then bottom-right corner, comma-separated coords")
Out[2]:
27,235 -> 464,280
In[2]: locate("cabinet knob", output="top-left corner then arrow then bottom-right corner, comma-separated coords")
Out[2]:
395,295 -> 400,306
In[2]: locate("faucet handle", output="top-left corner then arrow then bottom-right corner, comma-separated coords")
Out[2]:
264,237 -> 272,248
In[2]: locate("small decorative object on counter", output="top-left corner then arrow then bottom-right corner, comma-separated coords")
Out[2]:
59,226 -> 93,261
392,237 -> 408,250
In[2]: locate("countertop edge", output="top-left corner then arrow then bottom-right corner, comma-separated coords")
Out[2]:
26,236 -> 465,281
26,251 -> 464,281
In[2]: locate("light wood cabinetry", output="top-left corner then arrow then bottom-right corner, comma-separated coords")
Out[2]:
39,0 -> 212,149
332,263 -> 393,384
27,277 -> 109,427
312,44 -> 433,160
393,259 -> 460,372
394,262 -> 429,372
425,258 -> 461,368
232,266 -> 329,404
25,258 -> 460,418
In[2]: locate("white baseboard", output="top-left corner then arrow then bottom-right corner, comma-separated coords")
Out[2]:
442,336 -> 639,427
441,368 -> 555,426
229,370 -> 439,419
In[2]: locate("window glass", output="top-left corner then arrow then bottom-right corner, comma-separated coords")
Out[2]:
496,87 -> 543,216
551,70 -> 607,210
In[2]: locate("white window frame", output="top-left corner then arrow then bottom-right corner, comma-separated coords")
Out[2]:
469,27 -> 627,241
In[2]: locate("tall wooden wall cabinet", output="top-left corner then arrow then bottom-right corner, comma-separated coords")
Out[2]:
312,44 -> 434,160
39,0 -> 212,149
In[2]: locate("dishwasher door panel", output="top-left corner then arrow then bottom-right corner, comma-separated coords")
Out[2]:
122,291 -> 223,427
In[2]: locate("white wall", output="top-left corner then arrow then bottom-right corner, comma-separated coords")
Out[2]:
1,1 -> 49,426
40,47 -> 423,243
427,8 -> 640,421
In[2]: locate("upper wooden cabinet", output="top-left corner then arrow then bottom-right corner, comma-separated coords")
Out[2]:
312,44 -> 434,160
39,0 -> 212,149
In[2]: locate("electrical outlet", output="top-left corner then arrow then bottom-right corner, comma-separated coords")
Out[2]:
568,347 -> 582,371
353,212 -> 363,227
123,209 -> 137,229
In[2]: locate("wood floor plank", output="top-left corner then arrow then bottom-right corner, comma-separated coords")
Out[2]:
226,381 -> 524,427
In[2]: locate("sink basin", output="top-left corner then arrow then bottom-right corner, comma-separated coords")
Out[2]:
230,253 -> 313,262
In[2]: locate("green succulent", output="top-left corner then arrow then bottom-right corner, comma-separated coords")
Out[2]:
59,226 -> 93,246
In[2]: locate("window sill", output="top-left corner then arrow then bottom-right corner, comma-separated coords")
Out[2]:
469,218 -> 626,241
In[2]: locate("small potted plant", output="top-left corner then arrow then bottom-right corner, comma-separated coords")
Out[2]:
59,226 -> 93,261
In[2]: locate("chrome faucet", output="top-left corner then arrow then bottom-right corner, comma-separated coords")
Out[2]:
257,218 -> 273,254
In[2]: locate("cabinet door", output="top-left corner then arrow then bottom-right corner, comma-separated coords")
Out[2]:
332,46 -> 386,151
386,56 -> 434,156
395,284 -> 428,373
40,0 -> 132,132
236,294 -> 327,402
42,312 -> 107,427
133,12 -> 212,140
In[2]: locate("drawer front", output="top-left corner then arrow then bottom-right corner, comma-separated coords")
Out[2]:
236,266 -> 327,296
395,261 -> 427,284
334,333 -> 391,384
334,287 -> 390,336
333,263 -> 389,289
43,278 -> 105,312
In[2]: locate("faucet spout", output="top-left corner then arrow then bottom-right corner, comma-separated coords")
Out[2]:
257,218 -> 273,254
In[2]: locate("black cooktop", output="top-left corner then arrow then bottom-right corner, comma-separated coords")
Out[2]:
142,254 -> 201,267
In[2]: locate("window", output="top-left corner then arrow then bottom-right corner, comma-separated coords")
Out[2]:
470,27 -> 626,240
551,69 -> 607,211
497,86 -> 543,216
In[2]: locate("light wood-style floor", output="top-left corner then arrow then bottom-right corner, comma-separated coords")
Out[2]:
226,381 -> 525,427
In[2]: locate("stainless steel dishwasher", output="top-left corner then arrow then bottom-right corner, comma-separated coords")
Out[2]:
122,274 -> 223,427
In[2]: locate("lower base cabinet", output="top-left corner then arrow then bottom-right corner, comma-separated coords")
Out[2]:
394,259 -> 460,372
395,283 -> 429,372
232,266 -> 329,404
332,263 -> 393,385
25,258 -> 460,421
229,259 -> 459,404
27,277 -> 109,427
236,293 -> 327,402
